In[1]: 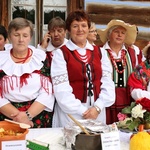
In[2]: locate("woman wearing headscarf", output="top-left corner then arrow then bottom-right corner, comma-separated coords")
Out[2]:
128,44 -> 150,101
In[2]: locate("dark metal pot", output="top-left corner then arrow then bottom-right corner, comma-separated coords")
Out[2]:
72,133 -> 102,150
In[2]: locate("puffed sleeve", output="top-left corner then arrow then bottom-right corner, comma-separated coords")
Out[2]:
35,80 -> 55,111
51,49 -> 87,115
0,98 -> 10,108
94,47 -> 115,110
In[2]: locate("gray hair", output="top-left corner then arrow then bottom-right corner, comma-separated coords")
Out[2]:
107,25 -> 126,40
48,16 -> 66,31
8,17 -> 34,37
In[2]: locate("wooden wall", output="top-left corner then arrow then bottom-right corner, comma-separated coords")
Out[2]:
0,0 -> 84,27
0,0 -> 9,28
86,2 -> 150,49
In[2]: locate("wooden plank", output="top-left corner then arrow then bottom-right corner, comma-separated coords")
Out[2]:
0,0 -> 8,27
86,3 -> 150,26
86,2 -> 150,45
89,14 -> 150,27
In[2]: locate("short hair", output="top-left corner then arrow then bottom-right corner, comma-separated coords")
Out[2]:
0,25 -> 8,41
90,22 -> 96,29
48,16 -> 66,31
8,17 -> 34,37
66,9 -> 91,32
107,25 -> 126,38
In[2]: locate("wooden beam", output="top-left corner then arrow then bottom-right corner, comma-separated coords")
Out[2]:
86,3 -> 150,27
0,0 -> 8,27
67,0 -> 84,15
86,3 -> 150,43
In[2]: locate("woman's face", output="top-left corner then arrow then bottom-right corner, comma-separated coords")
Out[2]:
49,27 -> 66,47
109,26 -> 126,45
87,25 -> 97,44
0,34 -> 6,51
9,27 -> 32,51
69,20 -> 89,47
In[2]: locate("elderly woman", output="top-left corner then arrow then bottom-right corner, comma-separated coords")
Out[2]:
37,16 -> 68,52
0,18 -> 55,128
98,19 -> 143,124
51,10 -> 115,127
128,44 -> 150,101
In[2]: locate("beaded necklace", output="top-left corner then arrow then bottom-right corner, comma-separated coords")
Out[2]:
74,50 -> 91,64
11,48 -> 32,63
107,49 -> 127,74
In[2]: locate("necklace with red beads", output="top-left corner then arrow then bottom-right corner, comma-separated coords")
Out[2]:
107,49 -> 127,74
11,48 -> 32,63
74,50 -> 91,64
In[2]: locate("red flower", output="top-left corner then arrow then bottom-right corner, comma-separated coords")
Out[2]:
45,114 -> 49,119
35,119 -> 41,125
136,97 -> 150,112
18,106 -> 27,111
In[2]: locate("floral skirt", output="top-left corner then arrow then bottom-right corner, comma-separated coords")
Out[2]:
0,100 -> 53,128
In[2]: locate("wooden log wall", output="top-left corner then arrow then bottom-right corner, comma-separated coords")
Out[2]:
0,0 -> 8,28
86,2 -> 150,49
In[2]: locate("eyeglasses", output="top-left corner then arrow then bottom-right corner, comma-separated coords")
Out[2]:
89,30 -> 97,33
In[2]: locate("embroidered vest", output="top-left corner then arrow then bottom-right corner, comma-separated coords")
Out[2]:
60,45 -> 102,103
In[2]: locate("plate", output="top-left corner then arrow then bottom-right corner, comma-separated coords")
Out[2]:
118,128 -> 137,133
119,127 -> 150,134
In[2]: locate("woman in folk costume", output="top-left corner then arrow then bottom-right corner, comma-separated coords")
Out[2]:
0,18 -> 55,128
98,19 -> 143,124
51,10 -> 115,127
128,44 -> 150,102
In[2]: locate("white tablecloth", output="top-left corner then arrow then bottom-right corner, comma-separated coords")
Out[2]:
26,128 -> 132,150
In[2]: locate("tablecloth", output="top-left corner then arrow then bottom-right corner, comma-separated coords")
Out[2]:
26,128 -> 131,150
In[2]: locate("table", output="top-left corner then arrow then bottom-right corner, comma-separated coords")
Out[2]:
26,128 -> 131,150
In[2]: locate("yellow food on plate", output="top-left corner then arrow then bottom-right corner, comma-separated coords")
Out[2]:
0,127 -> 23,137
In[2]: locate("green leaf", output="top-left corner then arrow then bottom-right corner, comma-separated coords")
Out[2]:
130,102 -> 136,108
121,106 -> 132,114
144,112 -> 150,123
121,102 -> 136,114
128,121 -> 139,131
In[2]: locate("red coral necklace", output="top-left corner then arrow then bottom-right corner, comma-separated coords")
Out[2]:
107,49 -> 127,74
11,48 -> 32,63
74,50 -> 91,64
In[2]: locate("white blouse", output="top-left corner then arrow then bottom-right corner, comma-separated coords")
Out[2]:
37,38 -> 68,52
51,40 -> 115,127
0,46 -> 54,112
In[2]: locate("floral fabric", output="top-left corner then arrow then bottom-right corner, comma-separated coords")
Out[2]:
0,100 -> 53,128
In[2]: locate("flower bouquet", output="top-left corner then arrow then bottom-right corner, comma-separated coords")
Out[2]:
117,97 -> 150,131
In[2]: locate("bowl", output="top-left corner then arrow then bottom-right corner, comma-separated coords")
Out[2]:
72,133 -> 102,150
0,121 -> 28,149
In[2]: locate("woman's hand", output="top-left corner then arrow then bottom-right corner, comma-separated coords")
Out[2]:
82,107 -> 100,119
11,111 -> 34,127
40,32 -> 51,49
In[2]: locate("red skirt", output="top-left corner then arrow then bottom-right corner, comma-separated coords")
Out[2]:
106,87 -> 133,124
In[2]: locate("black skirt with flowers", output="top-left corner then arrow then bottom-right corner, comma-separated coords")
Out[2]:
0,100 -> 53,128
